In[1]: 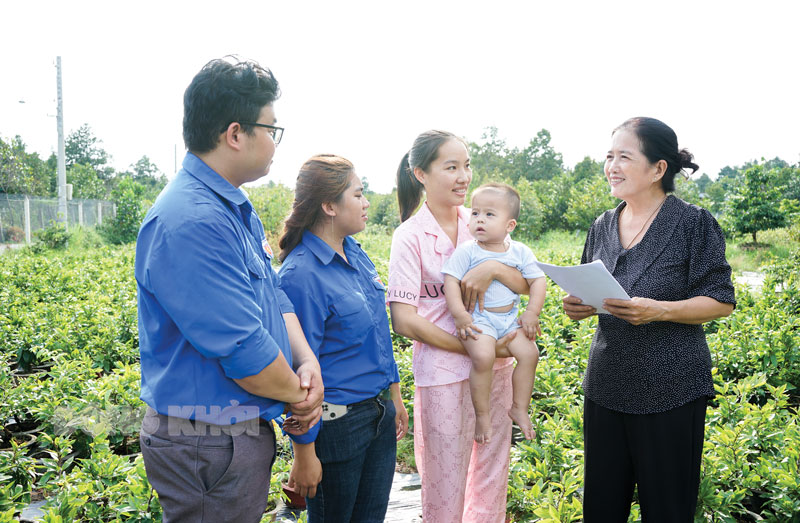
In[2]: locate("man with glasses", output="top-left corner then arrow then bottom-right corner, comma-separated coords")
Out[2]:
239,121 -> 284,145
135,57 -> 322,522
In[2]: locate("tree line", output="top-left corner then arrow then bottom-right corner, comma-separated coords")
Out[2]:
0,124 -> 166,202
1,124 -> 168,244
3,125 -> 798,246
368,127 -> 800,244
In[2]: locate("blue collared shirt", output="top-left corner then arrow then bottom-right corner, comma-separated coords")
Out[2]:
279,231 -> 400,410
135,152 -> 296,425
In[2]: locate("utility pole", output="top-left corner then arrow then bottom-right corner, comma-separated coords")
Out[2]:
56,56 -> 67,229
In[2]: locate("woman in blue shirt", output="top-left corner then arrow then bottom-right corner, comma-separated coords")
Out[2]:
277,154 -> 408,522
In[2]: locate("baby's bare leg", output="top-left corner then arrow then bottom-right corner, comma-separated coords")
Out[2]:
506,332 -> 540,439
463,334 -> 496,444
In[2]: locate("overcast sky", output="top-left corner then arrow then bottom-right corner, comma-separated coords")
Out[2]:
2,0 -> 798,194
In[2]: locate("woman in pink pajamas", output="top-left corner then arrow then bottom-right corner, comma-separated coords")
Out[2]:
388,130 -> 529,522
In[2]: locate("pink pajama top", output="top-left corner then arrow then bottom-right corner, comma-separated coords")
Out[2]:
387,202 -> 513,387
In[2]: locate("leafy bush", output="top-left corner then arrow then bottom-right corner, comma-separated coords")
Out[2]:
66,163 -> 107,200
563,174 -> 618,232
0,246 -> 137,376
366,191 -> 400,232
727,165 -> 788,244
700,374 -> 800,520
100,178 -> 144,245
247,182 -> 294,250
2,228 -> 799,522
39,436 -> 161,522
67,226 -> 104,251
0,225 -> 24,244
33,221 -> 71,251
515,179 -> 546,240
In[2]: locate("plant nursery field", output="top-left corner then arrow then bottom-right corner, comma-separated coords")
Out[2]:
1,229 -> 799,522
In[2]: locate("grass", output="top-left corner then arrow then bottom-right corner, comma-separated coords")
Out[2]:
725,227 -> 797,273
526,229 -> 585,264
66,225 -> 105,252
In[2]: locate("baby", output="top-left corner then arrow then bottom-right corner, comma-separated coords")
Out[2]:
442,182 -> 546,443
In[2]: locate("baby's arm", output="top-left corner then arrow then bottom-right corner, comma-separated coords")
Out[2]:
519,276 -> 546,340
444,274 -> 482,340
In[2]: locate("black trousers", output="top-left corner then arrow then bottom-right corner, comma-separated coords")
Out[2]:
583,396 -> 707,523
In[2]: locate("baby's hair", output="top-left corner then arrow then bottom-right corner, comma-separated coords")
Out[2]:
472,182 -> 520,220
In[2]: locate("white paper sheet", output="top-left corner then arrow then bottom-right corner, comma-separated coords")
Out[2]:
536,259 -> 631,314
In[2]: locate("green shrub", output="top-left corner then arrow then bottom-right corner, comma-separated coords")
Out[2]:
515,179 -> 546,240
563,175 -> 618,232
100,179 -> 144,245
247,182 -> 294,249
0,226 -> 24,244
67,226 -> 104,251
2,225 -> 799,522
366,191 -> 400,232
39,436 -> 161,522
710,269 -> 800,395
33,222 -> 71,250
699,374 -> 800,521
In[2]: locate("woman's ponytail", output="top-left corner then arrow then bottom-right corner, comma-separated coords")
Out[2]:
278,220 -> 305,264
397,152 -> 423,222
678,148 -> 699,176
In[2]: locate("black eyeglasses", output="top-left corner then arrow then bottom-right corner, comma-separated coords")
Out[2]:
239,122 -> 284,145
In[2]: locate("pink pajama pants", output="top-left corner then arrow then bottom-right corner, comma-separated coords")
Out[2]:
414,364 -> 513,523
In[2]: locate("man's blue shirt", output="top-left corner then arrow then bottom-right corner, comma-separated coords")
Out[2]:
135,153 -> 295,425
279,231 -> 400,410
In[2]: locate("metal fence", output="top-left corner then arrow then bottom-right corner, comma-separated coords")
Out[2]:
0,194 -> 115,244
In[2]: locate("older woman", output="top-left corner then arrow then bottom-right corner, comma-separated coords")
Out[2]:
562,117 -> 736,522
277,155 -> 408,522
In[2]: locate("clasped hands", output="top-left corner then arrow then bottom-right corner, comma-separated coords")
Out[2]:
282,361 -> 324,435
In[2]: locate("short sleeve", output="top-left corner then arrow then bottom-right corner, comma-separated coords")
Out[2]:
387,227 -> 422,306
688,209 -> 736,306
441,243 -> 473,280
518,244 -> 545,279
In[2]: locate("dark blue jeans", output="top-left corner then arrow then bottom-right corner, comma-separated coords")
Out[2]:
306,394 -> 397,523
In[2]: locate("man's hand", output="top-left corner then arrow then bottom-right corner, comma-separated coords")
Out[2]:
519,311 -> 541,341
288,443 -> 322,498
285,362 -> 323,433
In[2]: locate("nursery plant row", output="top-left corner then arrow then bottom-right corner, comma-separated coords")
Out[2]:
0,239 -> 798,522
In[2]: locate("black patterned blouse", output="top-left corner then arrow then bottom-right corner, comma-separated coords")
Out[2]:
581,195 -> 736,414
